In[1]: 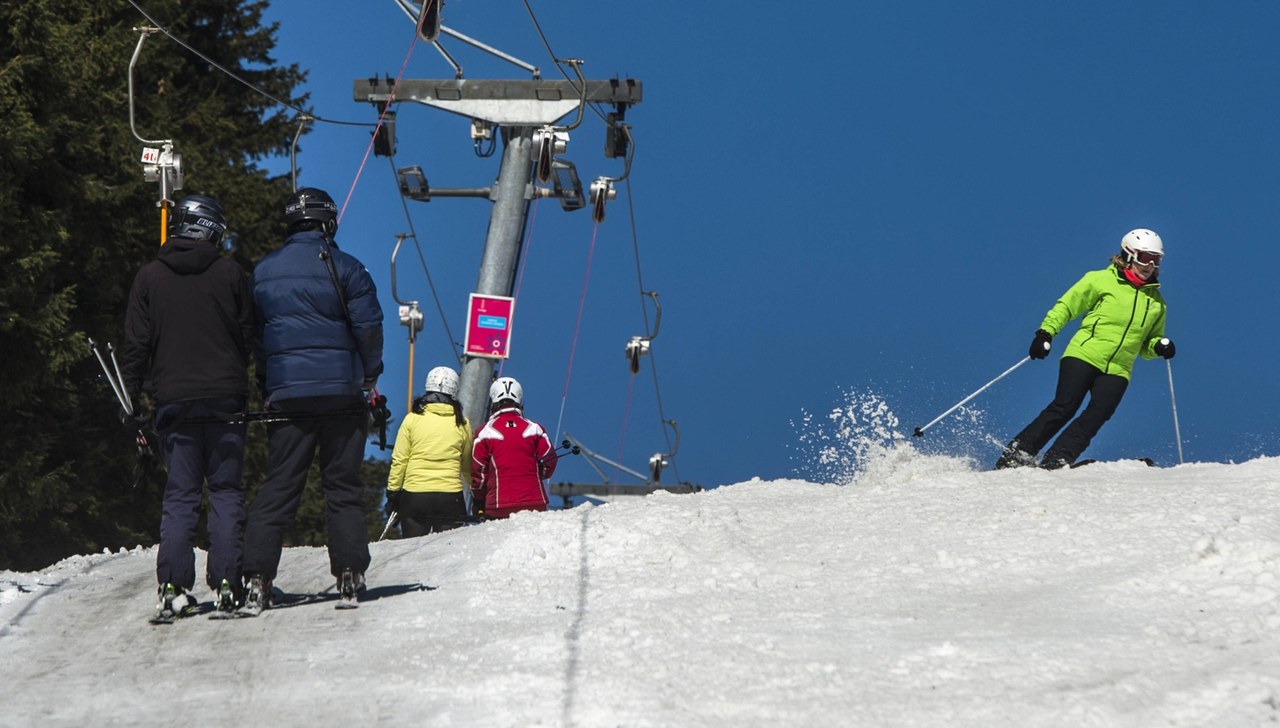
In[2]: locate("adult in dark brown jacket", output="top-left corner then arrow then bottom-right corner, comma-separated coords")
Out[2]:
120,194 -> 255,620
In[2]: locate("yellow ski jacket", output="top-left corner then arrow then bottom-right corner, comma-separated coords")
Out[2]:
387,402 -> 473,493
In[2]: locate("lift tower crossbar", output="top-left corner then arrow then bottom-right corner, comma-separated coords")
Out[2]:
354,77 -> 642,126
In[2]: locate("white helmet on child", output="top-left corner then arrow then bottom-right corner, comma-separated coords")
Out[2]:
423,366 -> 459,398
488,377 -> 523,407
1121,228 -> 1163,263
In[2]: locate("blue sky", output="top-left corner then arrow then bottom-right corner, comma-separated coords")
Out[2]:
232,2 -> 1280,487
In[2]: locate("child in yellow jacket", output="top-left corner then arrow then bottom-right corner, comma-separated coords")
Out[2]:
386,367 -> 473,536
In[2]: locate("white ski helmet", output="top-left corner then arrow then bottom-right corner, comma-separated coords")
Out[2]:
1121,228 -> 1163,263
423,366 -> 459,398
488,377 -> 524,407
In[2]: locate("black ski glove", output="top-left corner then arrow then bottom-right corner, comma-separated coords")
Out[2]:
384,489 -> 401,515
1154,338 -> 1176,359
1029,329 -> 1053,360
118,407 -> 149,431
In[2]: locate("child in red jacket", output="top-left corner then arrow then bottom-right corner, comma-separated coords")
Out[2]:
471,377 -> 557,519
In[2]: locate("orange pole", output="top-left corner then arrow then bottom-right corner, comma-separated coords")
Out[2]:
406,339 -> 415,414
159,201 -> 169,246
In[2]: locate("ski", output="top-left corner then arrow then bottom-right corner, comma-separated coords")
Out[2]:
1070,457 -> 1156,469
234,602 -> 263,618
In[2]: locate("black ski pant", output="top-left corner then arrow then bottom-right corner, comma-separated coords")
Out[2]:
154,396 -> 247,593
242,396 -> 371,584
1008,356 -> 1129,465
398,491 -> 467,537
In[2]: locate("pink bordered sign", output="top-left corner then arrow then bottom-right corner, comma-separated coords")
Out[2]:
464,293 -> 515,359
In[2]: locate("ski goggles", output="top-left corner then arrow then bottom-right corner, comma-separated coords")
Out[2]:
1131,250 -> 1162,266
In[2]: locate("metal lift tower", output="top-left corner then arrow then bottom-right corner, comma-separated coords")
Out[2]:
354,9 -> 642,502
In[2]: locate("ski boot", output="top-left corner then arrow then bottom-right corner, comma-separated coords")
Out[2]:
336,568 -> 365,610
1039,456 -> 1071,471
237,574 -> 270,617
994,442 -> 1037,470
209,578 -> 240,619
151,583 -> 197,624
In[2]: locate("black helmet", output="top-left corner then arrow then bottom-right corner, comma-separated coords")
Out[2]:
170,194 -> 227,245
284,187 -> 338,235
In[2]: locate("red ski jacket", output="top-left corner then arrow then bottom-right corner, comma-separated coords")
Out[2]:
471,408 -> 557,516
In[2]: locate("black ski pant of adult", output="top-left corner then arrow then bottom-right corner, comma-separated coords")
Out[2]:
398,491 -> 467,537
155,396 -> 247,593
1009,356 -> 1129,465
242,396 -> 371,584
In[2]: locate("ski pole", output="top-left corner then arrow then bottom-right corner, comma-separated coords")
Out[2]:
378,511 -> 398,542
87,338 -> 130,413
913,356 -> 1031,437
88,337 -> 153,488
1166,358 -> 1184,465
106,342 -> 134,415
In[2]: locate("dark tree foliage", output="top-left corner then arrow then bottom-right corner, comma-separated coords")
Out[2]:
0,0 -> 327,570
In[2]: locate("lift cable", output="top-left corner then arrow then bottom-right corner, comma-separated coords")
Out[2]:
624,177 -> 682,483
551,218 -> 602,446
125,0 -> 375,128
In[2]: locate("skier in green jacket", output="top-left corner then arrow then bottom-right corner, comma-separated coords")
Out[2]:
995,228 -> 1176,470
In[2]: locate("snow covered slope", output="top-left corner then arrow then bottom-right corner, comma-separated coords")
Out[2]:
3,451 -> 1280,726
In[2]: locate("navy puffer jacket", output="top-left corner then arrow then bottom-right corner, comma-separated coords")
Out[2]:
252,230 -> 384,402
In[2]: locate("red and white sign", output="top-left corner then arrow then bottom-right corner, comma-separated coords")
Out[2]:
465,293 -> 515,359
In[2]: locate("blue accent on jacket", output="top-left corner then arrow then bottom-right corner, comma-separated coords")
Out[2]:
252,230 -> 384,401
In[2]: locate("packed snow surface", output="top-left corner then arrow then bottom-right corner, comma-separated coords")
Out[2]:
4,448 -> 1280,726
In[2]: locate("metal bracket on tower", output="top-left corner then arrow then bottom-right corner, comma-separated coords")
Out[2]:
532,126 -> 569,184
563,434 -> 653,484
589,177 -> 616,223
551,160 -> 585,211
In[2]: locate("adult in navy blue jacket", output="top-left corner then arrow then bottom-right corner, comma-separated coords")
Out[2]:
241,187 -> 384,612
120,194 -> 254,618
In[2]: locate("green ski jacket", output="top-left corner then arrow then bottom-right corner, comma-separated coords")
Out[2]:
1039,264 -> 1167,381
